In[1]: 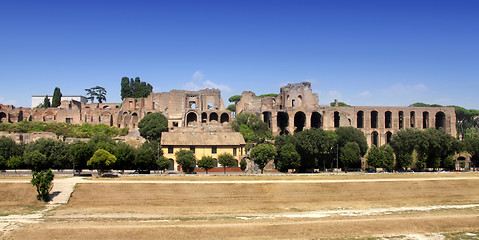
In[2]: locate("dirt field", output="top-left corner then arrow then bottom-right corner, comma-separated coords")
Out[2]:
2,173 -> 479,239
0,183 -> 44,215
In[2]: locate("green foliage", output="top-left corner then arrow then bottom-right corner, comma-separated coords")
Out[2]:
276,143 -> 300,172
0,136 -> 22,169
138,112 -> 168,140
69,141 -> 93,171
24,150 -> 47,172
228,95 -> 242,104
175,150 -> 195,173
258,93 -> 278,98
121,77 -> 153,99
113,142 -> 135,171
87,149 -> 117,176
340,142 -> 360,171
227,104 -> 236,112
51,87 -> 62,108
218,153 -> 236,174
366,145 -> 384,169
0,122 -> 128,138
464,137 -> 479,164
156,156 -> 170,172
43,95 -> 51,108
390,128 -> 420,170
85,86 -> 107,103
335,127 -> 368,156
231,112 -> 272,143
197,156 -> 215,174
7,156 -> 22,172
30,169 -> 54,202
0,156 -> 5,170
24,138 -> 69,170
380,144 -> 395,171
134,141 -> 161,171
330,101 -> 350,107
250,143 -> 277,174
240,158 -> 247,171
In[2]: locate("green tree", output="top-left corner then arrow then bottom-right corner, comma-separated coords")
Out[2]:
465,137 -> 479,166
218,153 -> 236,174
175,150 -> 195,173
340,142 -> 360,172
157,156 -> 170,173
231,112 -> 272,143
7,156 -> 23,173
250,143 -> 277,174
30,169 -> 54,202
228,95 -> 242,105
134,141 -> 160,171
227,104 -> 236,112
276,143 -> 300,172
330,101 -> 350,107
335,127 -> 368,156
113,142 -> 135,173
197,156 -> 215,174
25,138 -> 69,170
85,86 -> 107,103
68,141 -> 93,172
23,150 -> 47,172
138,112 -> 168,141
0,136 -> 22,169
366,145 -> 384,169
240,158 -> 247,171
121,77 -> 153,99
380,144 -> 395,171
51,87 -> 62,107
390,128 -> 420,170
87,149 -> 117,176
43,95 -> 51,108
258,93 -> 278,98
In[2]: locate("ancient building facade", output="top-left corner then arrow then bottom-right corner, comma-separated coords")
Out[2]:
236,82 -> 457,147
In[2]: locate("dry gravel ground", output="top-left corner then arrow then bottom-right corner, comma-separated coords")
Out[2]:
1,173 -> 479,239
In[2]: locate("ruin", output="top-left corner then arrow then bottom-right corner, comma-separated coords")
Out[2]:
0,82 -> 457,147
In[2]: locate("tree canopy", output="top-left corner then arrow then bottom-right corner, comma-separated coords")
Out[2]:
218,153 -> 236,174
138,112 -> 168,141
228,95 -> 242,105
85,86 -> 107,103
87,149 -> 117,176
43,95 -> 51,108
121,77 -> 153,99
250,143 -> 277,174
231,112 -> 272,143
198,156 -> 215,174
175,150 -> 195,173
51,87 -> 62,108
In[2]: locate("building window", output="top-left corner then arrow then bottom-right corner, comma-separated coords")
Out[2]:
66,118 -> 73,124
190,146 -> 195,153
212,146 -> 217,154
168,146 -> 174,154
233,148 -> 237,156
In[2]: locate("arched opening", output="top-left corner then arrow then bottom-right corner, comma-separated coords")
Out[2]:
372,131 -> 379,146
385,111 -> 392,128
103,105 -> 111,109
186,112 -> 198,127
371,111 -> 378,128
201,113 -> 207,123
423,111 -> 429,129
410,111 -> 416,128
277,112 -> 289,135
311,112 -> 322,128
435,112 -> 446,130
220,113 -> 229,123
168,159 -> 175,170
17,111 -> 23,122
334,111 -> 340,128
210,112 -> 218,123
262,111 -> 272,129
399,111 -> 404,129
386,131 -> 392,144
357,111 -> 364,128
131,113 -> 138,128
294,111 -> 306,133
213,158 -> 218,168
0,112 -> 6,123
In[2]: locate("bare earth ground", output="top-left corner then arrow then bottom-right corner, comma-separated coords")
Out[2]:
1,173 -> 479,239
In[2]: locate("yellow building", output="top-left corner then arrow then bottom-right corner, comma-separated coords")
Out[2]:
161,131 -> 246,171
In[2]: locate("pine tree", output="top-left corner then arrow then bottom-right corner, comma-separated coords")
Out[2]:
51,87 -> 62,107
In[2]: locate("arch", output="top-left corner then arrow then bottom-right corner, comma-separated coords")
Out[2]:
186,112 -> 198,127
103,105 -> 111,109
17,111 -> 23,122
294,111 -> 306,133
168,159 -> 175,170
386,131 -> 392,144
131,113 -> 139,128
277,112 -> 289,135
357,111 -> 364,128
385,111 -> 392,128
435,111 -> 446,130
423,111 -> 429,129
410,111 -> 416,128
213,158 -> 218,168
398,111 -> 404,129
220,113 -> 229,123
201,112 -> 207,123
371,131 -> 379,146
262,111 -> 272,128
334,111 -> 340,128
311,112 -> 322,128
0,112 -> 6,123
371,111 -> 378,128
210,112 -> 218,122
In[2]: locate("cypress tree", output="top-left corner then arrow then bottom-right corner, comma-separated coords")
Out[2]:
43,95 -> 51,108
51,87 -> 62,107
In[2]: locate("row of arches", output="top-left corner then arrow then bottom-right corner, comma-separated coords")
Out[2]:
269,111 -> 323,135
370,131 -> 394,146
355,110 -> 446,130
186,111 -> 230,127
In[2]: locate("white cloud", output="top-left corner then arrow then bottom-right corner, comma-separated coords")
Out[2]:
184,71 -> 232,93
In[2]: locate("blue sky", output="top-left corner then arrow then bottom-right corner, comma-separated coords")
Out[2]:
1,0 -> 478,109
